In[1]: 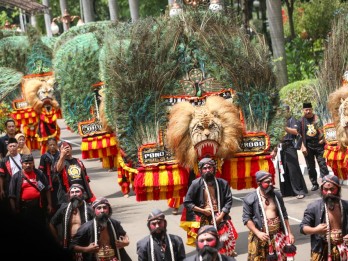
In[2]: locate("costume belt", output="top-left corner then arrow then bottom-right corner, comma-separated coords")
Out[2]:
327,229 -> 343,245
98,246 -> 115,258
265,216 -> 281,236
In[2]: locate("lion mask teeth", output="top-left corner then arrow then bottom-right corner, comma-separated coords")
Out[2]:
195,140 -> 219,158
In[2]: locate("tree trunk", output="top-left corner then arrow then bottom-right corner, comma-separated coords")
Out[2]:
108,0 -> 119,21
284,0 -> 296,40
266,0 -> 288,87
82,0 -> 95,23
42,0 -> 52,37
128,0 -> 139,23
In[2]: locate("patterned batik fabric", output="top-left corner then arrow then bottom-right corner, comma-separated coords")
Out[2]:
247,217 -> 288,261
218,219 -> 238,256
199,214 -> 238,256
311,239 -> 348,261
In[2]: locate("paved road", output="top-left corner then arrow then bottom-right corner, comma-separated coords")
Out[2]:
31,119 -> 348,261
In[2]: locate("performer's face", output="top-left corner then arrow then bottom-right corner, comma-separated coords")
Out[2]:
260,177 -> 274,194
197,233 -> 217,249
321,183 -> 339,198
95,204 -> 110,216
201,164 -> 215,181
149,219 -> 166,234
70,187 -> 83,199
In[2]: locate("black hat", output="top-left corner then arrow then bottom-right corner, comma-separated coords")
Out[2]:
303,102 -> 312,109
8,137 -> 18,144
21,154 -> 34,162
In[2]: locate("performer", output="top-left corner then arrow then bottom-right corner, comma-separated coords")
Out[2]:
298,102 -> 329,191
300,174 -> 348,260
8,154 -> 52,226
184,225 -> 236,261
49,184 -> 94,259
0,119 -> 16,158
184,157 -> 237,256
71,197 -> 132,261
242,170 -> 295,260
0,138 -> 22,210
136,208 -> 186,261
56,141 -> 96,204
279,105 -> 308,199
39,137 -> 61,213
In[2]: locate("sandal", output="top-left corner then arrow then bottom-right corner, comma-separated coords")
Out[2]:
296,195 -> 305,199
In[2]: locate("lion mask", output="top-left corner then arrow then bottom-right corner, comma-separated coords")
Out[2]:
22,75 -> 59,114
166,96 -> 243,168
327,82 -> 348,149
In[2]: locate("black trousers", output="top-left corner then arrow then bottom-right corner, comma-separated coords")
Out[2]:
280,144 -> 308,197
304,142 -> 329,185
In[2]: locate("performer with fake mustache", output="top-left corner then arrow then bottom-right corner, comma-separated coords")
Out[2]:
300,174 -> 348,260
184,157 -> 238,257
136,208 -> 186,261
49,183 -> 94,259
243,170 -> 295,260
184,225 -> 236,261
71,197 -> 132,261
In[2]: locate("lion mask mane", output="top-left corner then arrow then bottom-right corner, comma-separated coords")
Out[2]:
327,84 -> 348,149
22,75 -> 59,113
166,96 -> 243,168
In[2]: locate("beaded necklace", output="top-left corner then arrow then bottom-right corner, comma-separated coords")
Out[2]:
203,178 -> 220,229
324,199 -> 343,260
93,218 -> 121,261
63,201 -> 88,248
150,234 -> 175,261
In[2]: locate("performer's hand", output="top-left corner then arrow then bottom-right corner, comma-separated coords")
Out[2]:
201,209 -> 212,217
116,236 -> 129,248
343,235 -> 348,245
86,243 -> 99,253
0,189 -> 5,200
46,204 -> 53,215
316,223 -> 328,235
288,233 -> 295,244
301,147 -> 308,157
256,231 -> 269,242
215,215 -> 223,225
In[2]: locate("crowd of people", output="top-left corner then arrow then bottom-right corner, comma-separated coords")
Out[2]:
0,101 -> 348,261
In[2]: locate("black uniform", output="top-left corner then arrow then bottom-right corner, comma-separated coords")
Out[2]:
280,116 -> 308,197
298,115 -> 329,187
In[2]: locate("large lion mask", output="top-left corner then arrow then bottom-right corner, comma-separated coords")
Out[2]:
22,75 -> 59,114
328,83 -> 348,150
166,96 -> 243,168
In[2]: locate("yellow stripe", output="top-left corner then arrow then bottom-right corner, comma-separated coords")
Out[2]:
245,157 -> 251,188
158,168 -> 169,186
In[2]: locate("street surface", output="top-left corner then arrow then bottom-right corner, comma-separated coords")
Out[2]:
31,119 -> 348,260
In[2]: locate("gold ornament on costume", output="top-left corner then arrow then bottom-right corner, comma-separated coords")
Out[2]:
306,124 -> 317,137
180,68 -> 222,97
